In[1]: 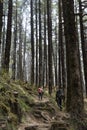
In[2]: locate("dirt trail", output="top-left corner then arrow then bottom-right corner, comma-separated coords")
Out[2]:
18,97 -> 50,130
18,96 -> 70,130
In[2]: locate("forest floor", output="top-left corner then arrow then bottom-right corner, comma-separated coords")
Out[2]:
18,93 -> 70,130
0,78 -> 71,130
0,78 -> 87,130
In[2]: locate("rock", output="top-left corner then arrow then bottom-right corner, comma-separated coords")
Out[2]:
50,121 -> 69,130
25,125 -> 37,130
0,118 -> 8,130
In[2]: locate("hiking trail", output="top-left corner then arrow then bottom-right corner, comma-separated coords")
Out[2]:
18,95 -> 70,130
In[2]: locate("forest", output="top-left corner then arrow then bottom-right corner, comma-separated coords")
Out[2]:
0,0 -> 87,130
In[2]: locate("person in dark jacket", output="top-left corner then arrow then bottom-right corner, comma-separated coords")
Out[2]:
56,88 -> 63,110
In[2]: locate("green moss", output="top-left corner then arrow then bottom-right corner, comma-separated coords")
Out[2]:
8,112 -> 18,123
7,122 -> 18,130
0,102 -> 10,115
19,99 -> 30,112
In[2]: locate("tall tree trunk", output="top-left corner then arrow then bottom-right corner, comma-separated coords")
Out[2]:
39,0 -> 42,87
23,22 -> 27,81
62,0 -> 84,117
12,0 -> 17,79
78,0 -> 87,97
19,19 -> 23,80
46,45 -> 48,87
58,0 -> 63,89
1,15 -> 5,69
31,0 -> 34,85
12,26 -> 17,79
59,0 -> 66,92
47,0 -> 53,95
17,50 -> 19,79
35,0 -> 38,87
43,1 -> 47,88
0,1 -> 3,46
4,0 -> 13,72
54,26 -> 58,87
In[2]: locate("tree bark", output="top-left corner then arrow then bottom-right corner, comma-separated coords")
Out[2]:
39,0 -> 42,87
47,0 -> 53,95
0,1 -> 3,46
31,0 -> 34,85
19,19 -> 23,81
62,0 -> 84,117
78,0 -> 87,97
12,0 -> 17,80
4,0 -> 13,72
58,0 -> 63,89
35,0 -> 39,87
43,1 -> 47,88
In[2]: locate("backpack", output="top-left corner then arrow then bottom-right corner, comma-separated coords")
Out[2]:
38,88 -> 43,93
56,89 -> 63,99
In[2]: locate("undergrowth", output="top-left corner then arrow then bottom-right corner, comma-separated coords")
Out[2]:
0,75 -> 34,130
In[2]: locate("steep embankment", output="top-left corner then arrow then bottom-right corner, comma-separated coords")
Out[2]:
0,77 -> 34,130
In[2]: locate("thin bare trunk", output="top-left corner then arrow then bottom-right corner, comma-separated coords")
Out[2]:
4,0 -> 13,72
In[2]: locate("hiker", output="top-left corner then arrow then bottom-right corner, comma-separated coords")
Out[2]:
56,88 -> 63,110
38,87 -> 43,100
